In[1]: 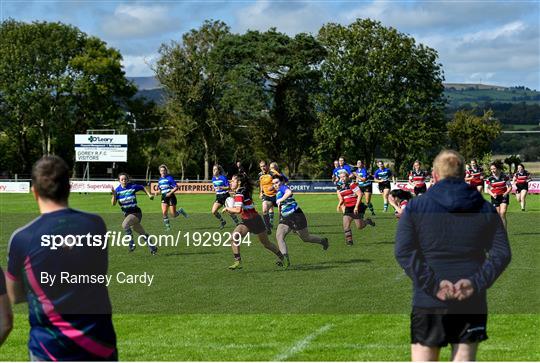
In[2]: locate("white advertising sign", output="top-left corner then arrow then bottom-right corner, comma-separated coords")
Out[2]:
75,134 -> 127,162
0,182 -> 30,193
70,181 -> 120,193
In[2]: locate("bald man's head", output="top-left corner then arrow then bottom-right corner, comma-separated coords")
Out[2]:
432,150 -> 465,181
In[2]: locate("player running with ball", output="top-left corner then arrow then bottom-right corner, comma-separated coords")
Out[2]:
273,175 -> 329,268
112,173 -> 157,254
223,173 -> 285,270
336,171 -> 375,246
211,164 -> 239,229
157,164 -> 188,231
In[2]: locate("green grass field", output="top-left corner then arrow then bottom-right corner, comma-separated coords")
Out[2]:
0,192 -> 539,361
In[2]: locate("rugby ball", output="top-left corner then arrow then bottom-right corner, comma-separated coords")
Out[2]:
225,197 -> 235,209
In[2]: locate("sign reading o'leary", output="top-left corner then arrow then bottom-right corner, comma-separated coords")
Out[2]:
75,134 -> 128,162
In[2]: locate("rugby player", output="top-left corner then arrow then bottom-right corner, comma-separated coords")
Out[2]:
211,164 -> 239,229
273,175 -> 329,268
269,161 -> 289,182
223,173 -> 285,270
7,155 -> 118,360
0,265 -> 13,346
389,189 -> 413,219
373,160 -> 394,212
258,160 -> 279,234
513,163 -> 532,211
465,159 -> 485,193
485,161 -> 512,229
336,171 -> 375,246
408,160 -> 429,196
112,173 -> 157,254
331,160 -> 340,184
156,164 -> 188,231
353,160 -> 375,216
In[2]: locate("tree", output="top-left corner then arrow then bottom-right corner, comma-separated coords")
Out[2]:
0,20 -> 136,173
447,109 -> 502,162
155,20 -> 231,180
315,19 -> 446,175
211,30 -> 326,175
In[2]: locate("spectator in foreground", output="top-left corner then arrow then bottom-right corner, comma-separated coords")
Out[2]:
6,155 -> 117,361
395,150 -> 511,361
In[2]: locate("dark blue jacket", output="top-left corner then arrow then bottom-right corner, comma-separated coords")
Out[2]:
395,178 -> 511,312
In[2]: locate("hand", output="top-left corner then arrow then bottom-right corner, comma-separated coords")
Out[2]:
454,279 -> 474,301
336,205 -> 342,213
436,280 -> 455,301
111,187 -> 116,194
353,207 -> 359,214
166,192 -> 172,198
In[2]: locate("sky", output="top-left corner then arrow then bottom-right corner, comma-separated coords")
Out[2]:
1,0 -> 539,90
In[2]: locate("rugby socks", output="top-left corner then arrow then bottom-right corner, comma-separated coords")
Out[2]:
383,203 -> 388,212
125,228 -> 134,250
268,211 -> 274,228
344,228 -> 353,245
368,202 -> 375,213
215,212 -> 226,223
234,253 -> 241,261
263,213 -> 271,230
230,214 -> 239,225
163,217 -> 170,229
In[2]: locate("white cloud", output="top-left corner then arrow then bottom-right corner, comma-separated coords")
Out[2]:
101,4 -> 179,39
122,54 -> 159,77
463,21 -> 526,43
234,1 -> 325,35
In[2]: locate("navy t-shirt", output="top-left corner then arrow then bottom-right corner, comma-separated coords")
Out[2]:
7,208 -> 117,361
0,266 -> 6,296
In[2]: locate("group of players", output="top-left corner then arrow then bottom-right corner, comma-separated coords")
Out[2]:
110,156 -> 532,268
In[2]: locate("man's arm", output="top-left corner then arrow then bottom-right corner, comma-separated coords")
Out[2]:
395,205 -> 441,298
6,279 -> 25,304
467,214 -> 511,294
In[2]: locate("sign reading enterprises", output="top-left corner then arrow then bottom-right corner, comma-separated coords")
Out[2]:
75,134 -> 128,162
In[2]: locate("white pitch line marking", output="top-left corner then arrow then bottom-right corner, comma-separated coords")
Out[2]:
274,323 -> 333,361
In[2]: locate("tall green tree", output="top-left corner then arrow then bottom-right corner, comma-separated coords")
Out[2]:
447,109 -> 502,162
211,30 -> 326,175
0,20 -> 136,173
155,20 -> 232,180
315,19 -> 446,175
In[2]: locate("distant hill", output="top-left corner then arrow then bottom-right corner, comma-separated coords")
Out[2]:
129,77 -> 540,108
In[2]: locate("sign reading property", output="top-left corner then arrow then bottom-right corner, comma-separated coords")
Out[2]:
75,134 -> 127,162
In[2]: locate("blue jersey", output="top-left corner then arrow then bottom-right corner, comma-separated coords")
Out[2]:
374,168 -> 392,182
212,175 -> 229,195
114,183 -> 145,213
7,209 -> 117,361
334,164 -> 352,178
157,175 -> 177,195
356,167 -> 372,187
276,185 -> 298,217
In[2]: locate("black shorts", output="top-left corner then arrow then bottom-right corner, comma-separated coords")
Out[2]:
516,183 -> 528,193
240,215 -> 267,235
343,204 -> 367,219
124,208 -> 142,221
411,307 -> 488,347
491,194 -> 509,207
359,184 -> 373,194
378,181 -> 391,193
414,185 -> 427,195
161,193 -> 178,206
215,192 -> 231,205
279,208 -> 308,231
262,194 -> 277,207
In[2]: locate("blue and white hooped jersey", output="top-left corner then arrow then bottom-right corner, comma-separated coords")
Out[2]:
114,183 -> 145,213
356,167 -> 372,187
374,168 -> 392,182
334,164 -> 352,178
212,175 -> 229,195
276,185 -> 298,217
158,175 -> 177,195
